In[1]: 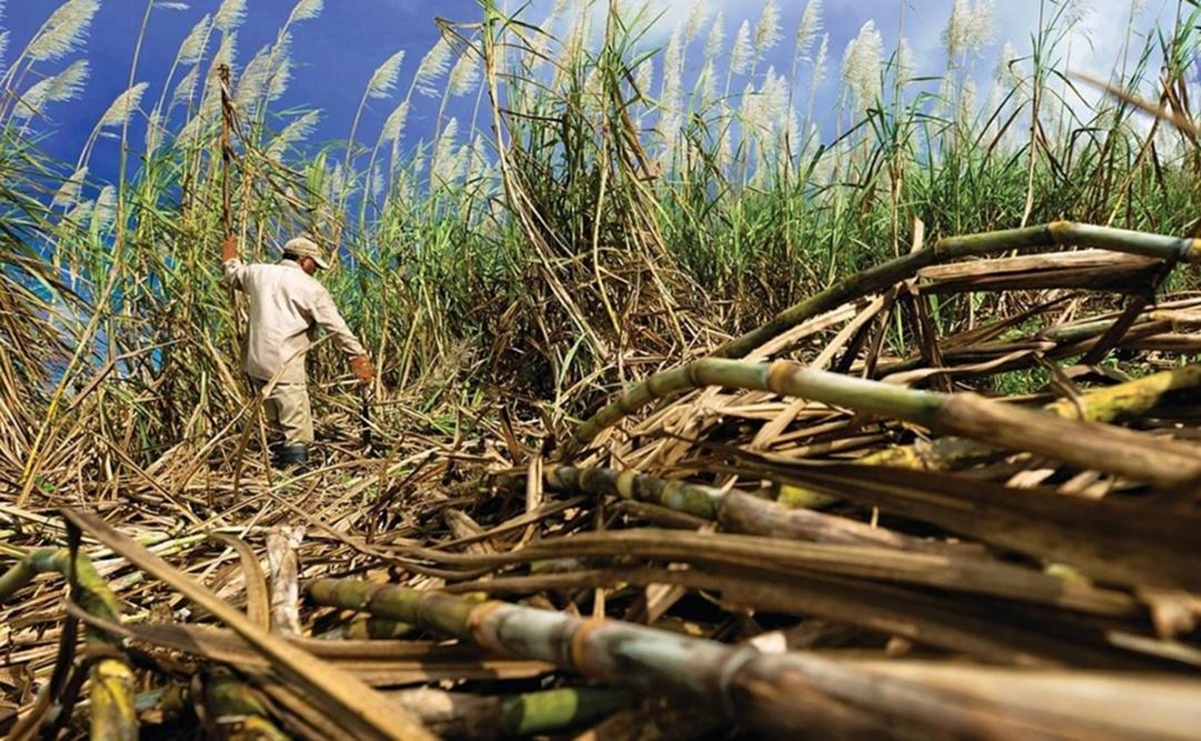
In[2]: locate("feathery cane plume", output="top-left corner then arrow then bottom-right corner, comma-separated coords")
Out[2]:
432,117 -> 461,186
13,59 -> 89,119
145,110 -> 162,153
288,0 -> 323,23
683,2 -> 708,43
705,10 -> 725,61
24,0 -> 100,63
171,65 -> 200,108
97,82 -> 148,129
661,27 -> 683,112
447,50 -> 479,97
93,184 -> 116,231
415,37 -> 452,97
176,14 -> 211,66
796,0 -> 822,61
214,0 -> 247,33
634,58 -> 654,98
367,49 -> 406,99
52,166 -> 87,208
842,20 -> 883,112
754,0 -> 782,59
380,100 -> 409,146
730,20 -> 752,75
896,36 -> 915,85
267,110 -> 319,158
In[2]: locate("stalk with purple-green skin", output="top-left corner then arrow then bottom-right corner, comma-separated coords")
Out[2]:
306,579 -> 1201,739
559,358 -> 1201,492
713,221 -> 1201,360
0,548 -> 136,740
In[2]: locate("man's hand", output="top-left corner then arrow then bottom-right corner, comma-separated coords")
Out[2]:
220,235 -> 238,262
350,355 -> 375,386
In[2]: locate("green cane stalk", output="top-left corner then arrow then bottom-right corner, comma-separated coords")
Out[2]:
712,221 -> 1201,360
0,548 -> 136,740
306,579 -> 1201,739
561,358 -> 1201,494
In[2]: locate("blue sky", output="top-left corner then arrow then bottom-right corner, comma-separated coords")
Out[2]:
1,0 -> 1179,183
3,0 -> 468,165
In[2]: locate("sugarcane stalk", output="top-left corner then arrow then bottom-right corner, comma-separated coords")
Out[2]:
510,529 -> 1137,614
316,615 -> 418,640
0,548 -> 137,740
1041,362 -> 1201,419
386,685 -> 634,739
312,554 -> 1132,645
1037,314 -> 1155,343
612,500 -> 713,530
217,63 -> 235,240
546,465 -> 720,520
202,666 -> 290,741
544,465 -> 959,553
713,222 -> 1201,360
560,358 -> 1201,491
306,579 -> 1201,739
89,657 -> 137,741
777,361 -> 1201,506
501,686 -> 632,738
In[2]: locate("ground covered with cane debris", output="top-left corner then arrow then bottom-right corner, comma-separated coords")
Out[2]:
4,0 -> 1201,738
5,223 -> 1201,739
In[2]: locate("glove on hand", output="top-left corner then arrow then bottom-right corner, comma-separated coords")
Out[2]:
350,355 -> 375,385
220,236 -> 238,262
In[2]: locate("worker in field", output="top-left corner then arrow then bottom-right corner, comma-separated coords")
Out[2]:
221,234 -> 375,473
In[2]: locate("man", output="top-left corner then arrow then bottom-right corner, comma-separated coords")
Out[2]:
221,234 -> 375,472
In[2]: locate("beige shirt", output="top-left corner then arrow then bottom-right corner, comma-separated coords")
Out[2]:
223,258 -> 367,384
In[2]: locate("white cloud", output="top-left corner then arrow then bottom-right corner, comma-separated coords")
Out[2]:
901,1 -> 1170,90
511,0 -> 1179,123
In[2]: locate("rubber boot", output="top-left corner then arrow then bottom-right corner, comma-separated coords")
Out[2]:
277,444 -> 309,475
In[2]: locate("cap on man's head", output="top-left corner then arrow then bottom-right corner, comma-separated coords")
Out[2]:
283,236 -> 330,270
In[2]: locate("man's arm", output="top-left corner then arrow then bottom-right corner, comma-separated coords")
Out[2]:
310,287 -> 373,384
310,288 -> 367,356
220,236 -> 247,290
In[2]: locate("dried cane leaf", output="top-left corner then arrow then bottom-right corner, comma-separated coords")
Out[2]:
208,532 -> 270,630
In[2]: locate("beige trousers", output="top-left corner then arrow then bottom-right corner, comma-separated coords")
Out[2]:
253,380 -> 314,446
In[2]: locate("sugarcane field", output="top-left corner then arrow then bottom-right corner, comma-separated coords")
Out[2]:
4,0 -> 1201,738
